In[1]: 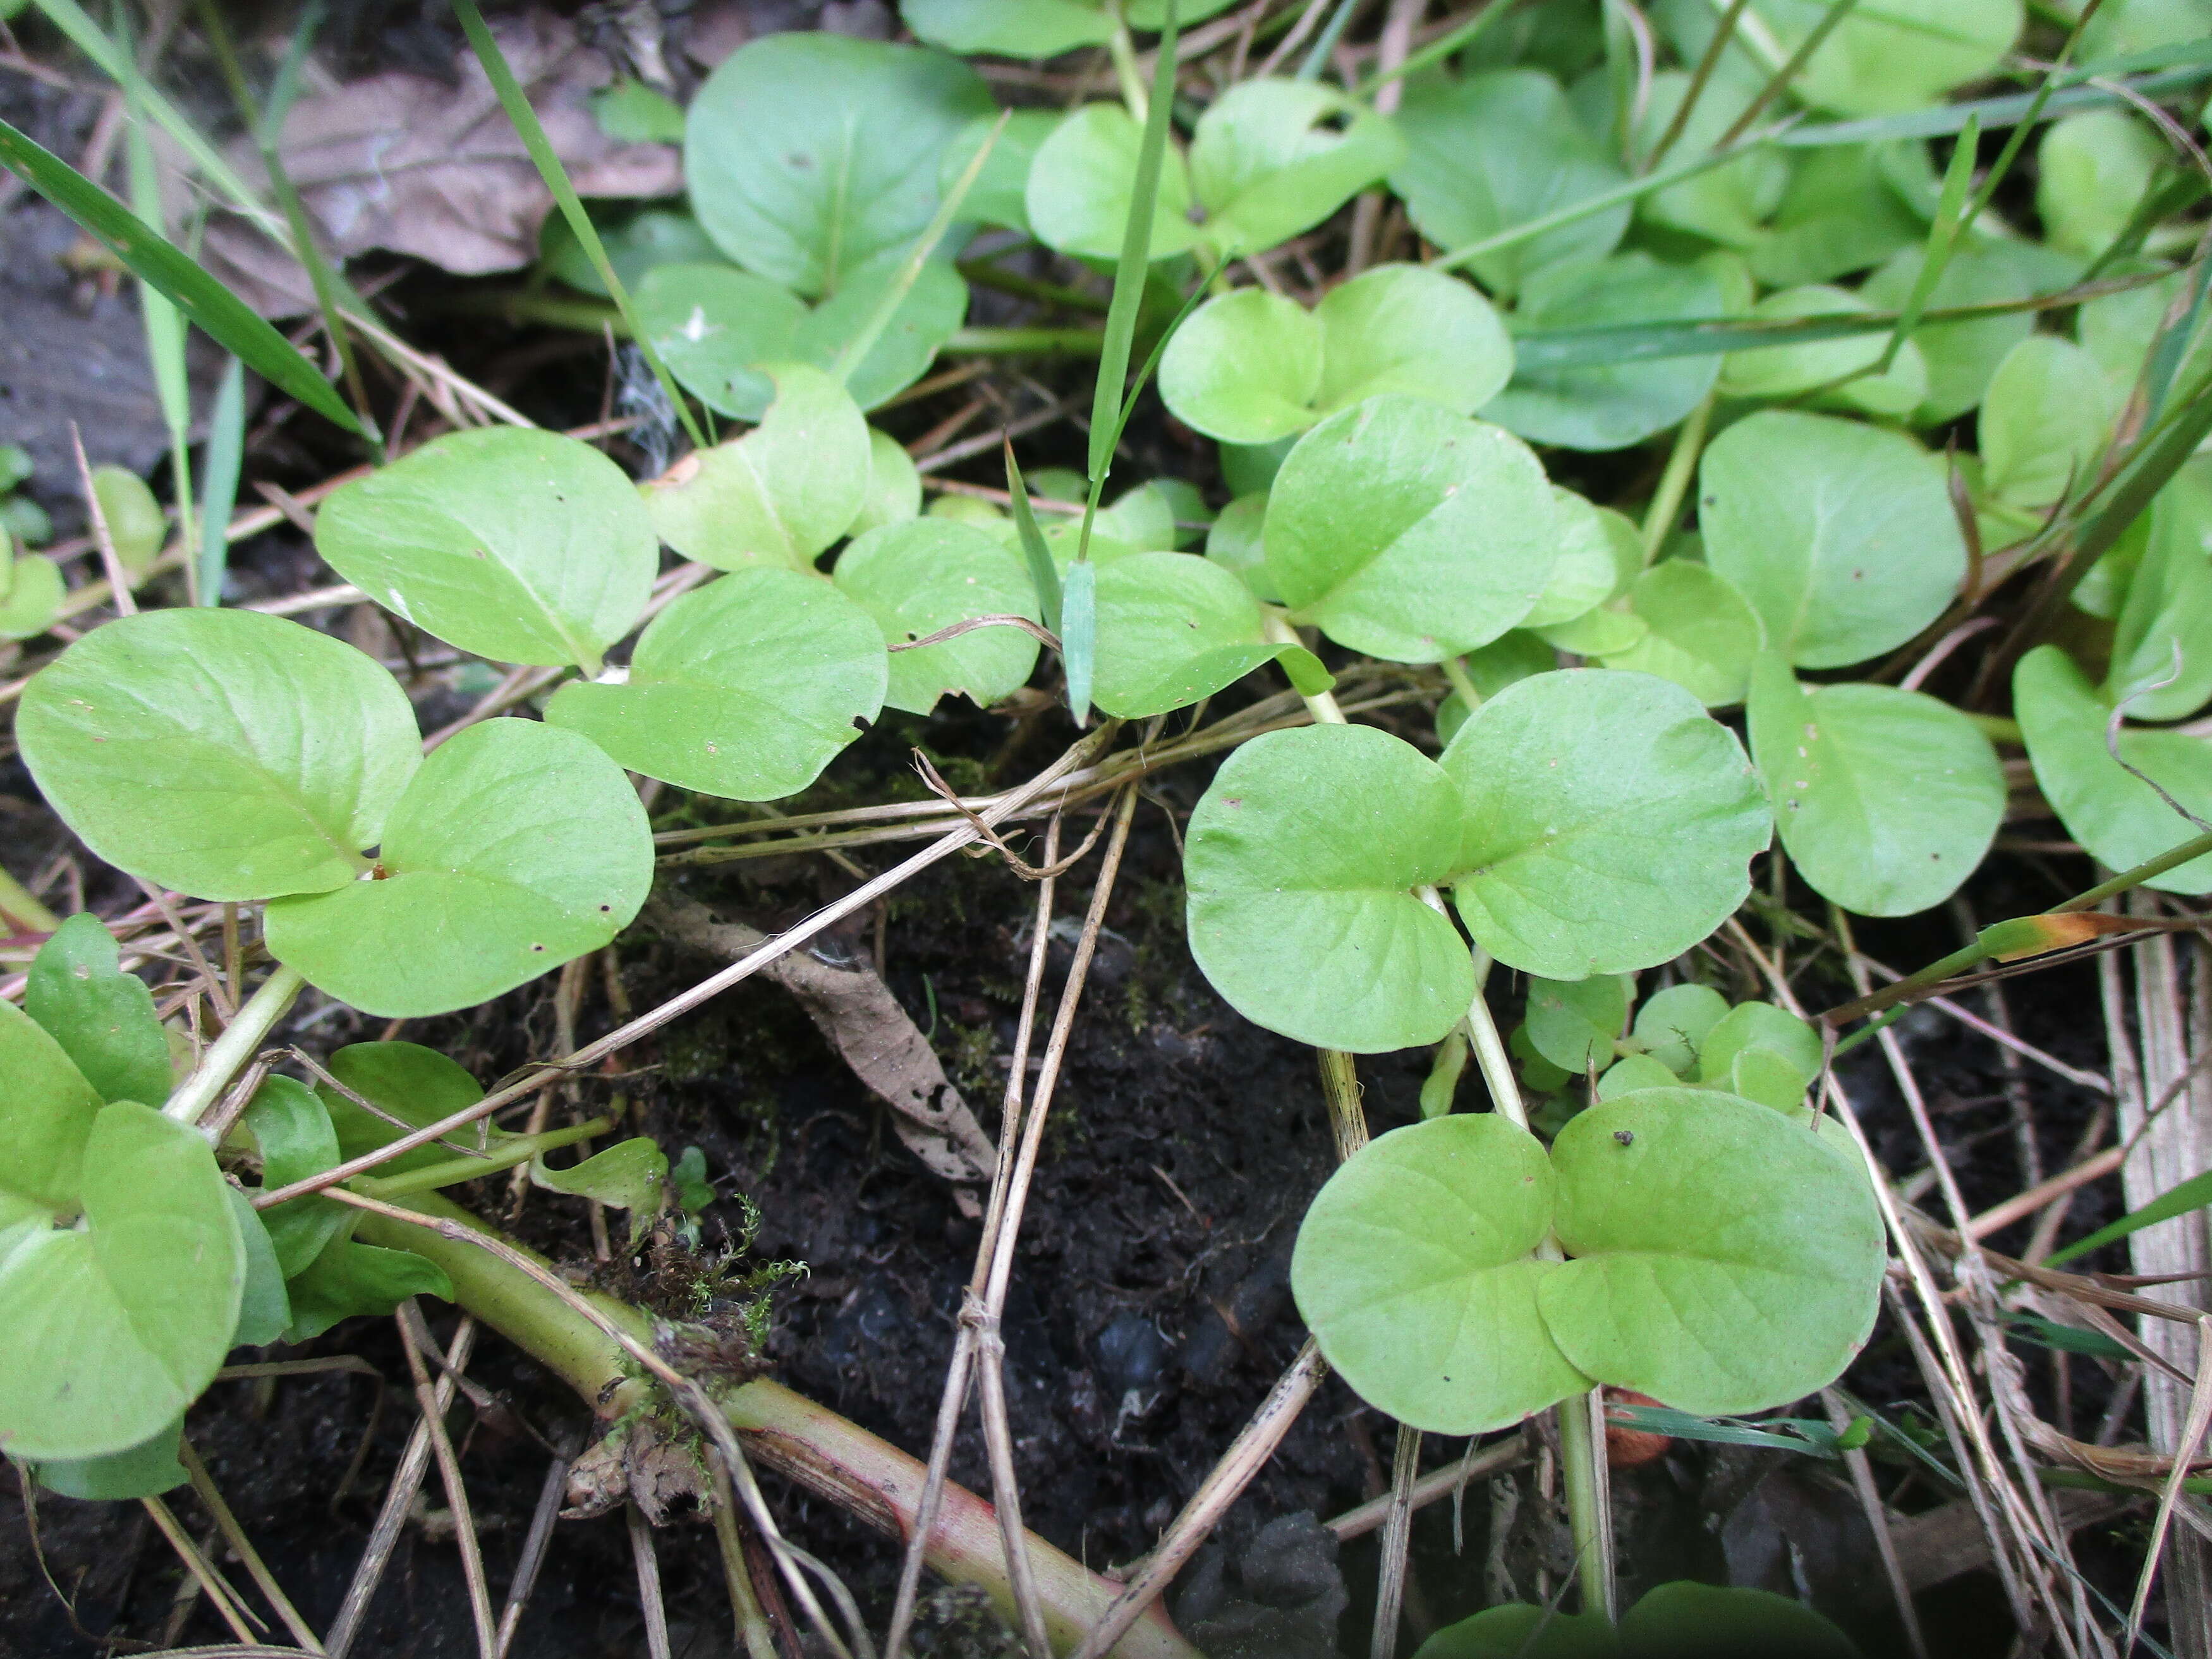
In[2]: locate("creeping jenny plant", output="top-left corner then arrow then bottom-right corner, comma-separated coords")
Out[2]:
6,0 -> 2212,1645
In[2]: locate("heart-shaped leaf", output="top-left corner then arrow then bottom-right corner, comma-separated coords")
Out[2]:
18,608 -> 420,902
313,427 -> 659,672
1029,80 -> 1401,262
685,33 -> 993,297
1863,238 -> 2078,425
1701,410 -> 1964,671
1595,560 -> 1765,708
1263,397 -> 1558,662
549,568 -> 888,797
1185,724 -> 1476,1052
1747,655 -> 2003,917
29,1418 -> 190,1502
2016,644 -> 2212,896
1693,1002 -> 1820,1092
832,520 -> 1037,715
1092,551 -> 1284,719
2106,465 -> 2212,722
1414,1601 -> 1619,1659
532,1137 -> 669,1246
1616,1580 -> 1859,1659
1521,491 -> 1639,630
1538,1090 -> 1883,1415
1445,671 -> 1770,980
1978,334 -> 2114,512
284,1236 -> 452,1343
0,552 -> 64,641
1484,254 -> 1729,452
264,719 -> 653,1018
853,428 -> 924,539
1390,70 -> 1627,298
635,257 -> 969,421
1631,68 -> 1787,251
1160,265 -> 1512,444
0,997 -> 104,1211
2037,107 -> 2164,259
1291,1114 -> 1589,1434
27,913 -> 171,1109
1750,142 -> 1926,290
0,1102 -> 245,1460
1631,983 -> 1730,1076
316,1042 -> 492,1177
643,364 -> 872,572
1186,78 -> 1406,258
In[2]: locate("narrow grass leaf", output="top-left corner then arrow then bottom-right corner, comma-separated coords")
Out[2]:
1062,559 -> 1097,726
122,93 -> 193,579
0,119 -> 362,435
1875,112 -> 1977,374
2045,1168 -> 2212,1269
1083,0 -> 1180,546
1004,441 -> 1064,635
450,0 -> 705,451
197,359 -> 246,607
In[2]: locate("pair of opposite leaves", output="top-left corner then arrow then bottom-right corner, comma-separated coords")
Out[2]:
1184,677 -> 1773,1054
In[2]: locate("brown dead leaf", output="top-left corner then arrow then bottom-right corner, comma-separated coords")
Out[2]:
651,894 -> 997,1213
563,1417 -> 709,1524
179,10 -> 681,315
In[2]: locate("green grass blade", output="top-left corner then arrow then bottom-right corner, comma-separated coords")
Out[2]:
2142,255 -> 2211,424
196,358 -> 246,607
2044,1167 -> 2212,1269
1004,441 -> 1064,637
1062,560 -> 1097,726
123,86 -> 195,594
0,116 -> 363,435
1433,136 -> 1773,274
830,111 -> 1007,385
1873,111 -> 1978,374
1296,0 -> 1361,82
1779,53 -> 2212,147
1081,0 -> 1181,554
450,0 -> 706,452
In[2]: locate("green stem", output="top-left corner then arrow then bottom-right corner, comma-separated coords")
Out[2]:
1639,391 -> 1715,562
950,326 -> 1106,355
1556,1388 -> 1617,1620
164,961 -> 307,1128
349,1192 -> 1203,1659
2060,829 -> 2212,914
1106,3 -> 1150,120
1455,947 -> 1526,1129
1263,612 -> 1346,723
354,1116 -> 615,1200
1440,655 -> 1483,710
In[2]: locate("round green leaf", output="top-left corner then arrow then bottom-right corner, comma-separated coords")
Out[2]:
1631,983 -> 1729,1075
285,1237 -> 453,1342
317,1042 -> 487,1177
1027,102 -> 1199,263
1186,79 -> 1405,257
643,364 -> 872,573
1694,1002 -> 1821,1093
1863,238 -> 2080,425
1291,1115 -> 1589,1434
1534,607 -> 1646,657
1205,492 -> 1277,602
1315,264 -> 1513,421
1978,334 -> 2115,512
1484,254 -> 1727,452
31,1416 -> 189,1502
1750,142 -> 1927,289
1264,398 -> 1558,662
832,520 -> 1035,715
1596,559 -> 1766,708
1717,285 -> 1928,419
1541,1089 -> 1884,1414
1159,287 -> 1324,444
1632,70 -> 1787,250
0,1102 -> 245,1460
2017,644 -> 2212,895
18,608 -> 420,901
315,428 -> 656,672
27,913 -> 172,1109
1092,550 -> 1278,719
633,262 -> 803,422
793,256 -> 969,415
0,997 -> 104,1212
1390,70 -> 1627,298
684,33 -> 993,297
550,568 -> 885,796
1185,724 -> 1477,1052
1445,670 -> 1770,980
1701,411 -> 1964,671
2038,108 -> 2165,259
540,207 -> 721,298
1526,973 -> 1631,1073
245,1074 -> 346,1277
0,552 -> 64,640
1747,656 -> 2003,917
1761,0 -> 2021,117
265,719 -> 653,1018
1617,1581 -> 1859,1659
